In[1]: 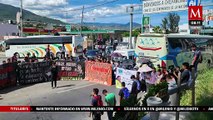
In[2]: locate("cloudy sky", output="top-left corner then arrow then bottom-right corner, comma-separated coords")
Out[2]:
0,0 -> 212,26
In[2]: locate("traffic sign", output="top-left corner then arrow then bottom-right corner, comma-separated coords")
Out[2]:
143,17 -> 150,26
65,25 -> 71,32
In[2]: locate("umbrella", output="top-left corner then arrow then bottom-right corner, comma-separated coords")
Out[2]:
111,52 -> 123,57
138,64 -> 153,73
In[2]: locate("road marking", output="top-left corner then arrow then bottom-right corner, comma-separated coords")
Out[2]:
56,83 -> 97,94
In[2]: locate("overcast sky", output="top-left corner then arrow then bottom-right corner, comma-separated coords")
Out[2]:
0,0 -> 212,26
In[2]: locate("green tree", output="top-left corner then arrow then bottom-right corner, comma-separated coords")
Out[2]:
161,17 -> 168,31
161,13 -> 180,33
122,28 -> 141,37
152,26 -> 162,33
168,13 -> 180,33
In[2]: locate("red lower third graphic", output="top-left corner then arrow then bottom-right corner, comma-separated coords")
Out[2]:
0,106 -> 31,112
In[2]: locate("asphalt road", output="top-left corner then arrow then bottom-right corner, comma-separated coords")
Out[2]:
0,80 -> 120,120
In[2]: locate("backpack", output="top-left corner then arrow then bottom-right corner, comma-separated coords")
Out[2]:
94,95 -> 103,106
122,88 -> 130,99
93,95 -> 104,115
134,80 -> 141,92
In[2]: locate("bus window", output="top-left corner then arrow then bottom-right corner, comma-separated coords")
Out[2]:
168,38 -> 182,50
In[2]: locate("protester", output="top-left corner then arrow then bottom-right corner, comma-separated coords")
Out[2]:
150,68 -> 158,84
12,52 -> 18,62
118,82 -> 130,105
24,53 -> 30,62
156,69 -> 163,83
102,89 -> 116,120
130,75 -> 140,102
61,44 -> 66,59
31,53 -> 37,62
181,62 -> 190,84
2,61 -> 6,64
51,62 -> 58,88
166,74 -> 177,87
90,88 -> 103,120
140,72 -> 147,92
173,66 -> 180,81
191,44 -> 202,73
7,58 -> 11,63
45,44 -> 51,60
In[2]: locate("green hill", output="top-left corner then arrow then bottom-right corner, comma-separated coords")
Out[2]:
0,3 -> 65,25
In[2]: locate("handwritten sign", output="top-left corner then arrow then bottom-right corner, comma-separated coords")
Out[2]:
56,60 -> 85,80
115,68 -> 137,92
18,62 -> 51,84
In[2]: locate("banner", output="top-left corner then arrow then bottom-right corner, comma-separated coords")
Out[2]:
0,63 -> 17,89
56,60 -> 85,80
18,61 -> 52,85
85,61 -> 112,86
143,0 -> 187,14
115,68 -> 137,92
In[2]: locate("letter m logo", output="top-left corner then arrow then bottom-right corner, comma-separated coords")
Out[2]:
188,6 -> 203,21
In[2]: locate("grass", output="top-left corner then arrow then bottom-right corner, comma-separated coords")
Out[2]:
180,68 -> 213,120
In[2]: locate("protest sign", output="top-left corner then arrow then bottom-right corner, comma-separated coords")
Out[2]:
116,68 -> 137,92
56,60 -> 85,80
85,61 -> 112,86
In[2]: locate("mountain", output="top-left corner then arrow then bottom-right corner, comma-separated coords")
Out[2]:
83,22 -> 141,30
0,3 -> 141,30
0,3 -> 65,25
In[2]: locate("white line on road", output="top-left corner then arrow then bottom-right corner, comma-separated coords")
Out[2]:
56,83 -> 97,94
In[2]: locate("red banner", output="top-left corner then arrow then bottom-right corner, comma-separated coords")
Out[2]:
85,61 -> 112,86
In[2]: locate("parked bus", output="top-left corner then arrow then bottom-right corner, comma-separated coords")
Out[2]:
135,34 -> 213,69
5,35 -> 84,58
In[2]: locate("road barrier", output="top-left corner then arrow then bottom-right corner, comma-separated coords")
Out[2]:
56,60 -> 85,80
0,63 -> 17,89
85,61 -> 112,86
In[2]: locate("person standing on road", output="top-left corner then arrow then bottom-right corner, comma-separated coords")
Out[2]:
118,82 -> 130,105
31,53 -> 37,62
61,44 -> 66,59
191,44 -> 202,73
45,44 -> 51,60
90,88 -> 103,120
102,89 -> 116,120
130,75 -> 140,102
12,52 -> 18,62
24,53 -> 30,62
51,62 -> 58,88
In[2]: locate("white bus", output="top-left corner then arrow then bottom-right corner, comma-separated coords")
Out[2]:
135,34 -> 213,69
5,35 -> 84,58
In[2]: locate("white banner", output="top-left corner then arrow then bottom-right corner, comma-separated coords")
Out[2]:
116,68 -> 137,92
143,0 -> 188,14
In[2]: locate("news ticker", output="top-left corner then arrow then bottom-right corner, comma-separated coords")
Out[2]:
1,106 -> 213,112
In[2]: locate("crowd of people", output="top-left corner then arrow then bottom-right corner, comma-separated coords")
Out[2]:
89,44 -> 202,120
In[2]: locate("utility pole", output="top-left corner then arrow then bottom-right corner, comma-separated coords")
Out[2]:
20,0 -> 23,37
129,6 -> 134,49
80,6 -> 84,36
